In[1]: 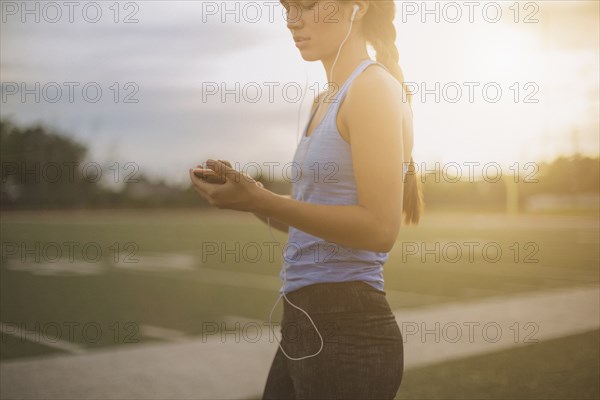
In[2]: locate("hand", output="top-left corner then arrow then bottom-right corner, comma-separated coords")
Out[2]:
193,159 -> 231,184
189,159 -> 265,212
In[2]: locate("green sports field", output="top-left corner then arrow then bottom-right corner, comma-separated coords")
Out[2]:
1,208 -> 598,399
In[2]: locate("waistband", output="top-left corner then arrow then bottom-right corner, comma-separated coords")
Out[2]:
283,280 -> 391,316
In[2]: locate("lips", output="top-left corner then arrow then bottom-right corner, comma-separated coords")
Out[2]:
294,37 -> 310,43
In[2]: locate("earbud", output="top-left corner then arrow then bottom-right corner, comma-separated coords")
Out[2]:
351,4 -> 359,22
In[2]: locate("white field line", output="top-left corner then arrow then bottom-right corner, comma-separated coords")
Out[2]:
139,325 -> 188,342
393,284 -> 600,369
0,322 -> 87,355
115,265 -> 283,291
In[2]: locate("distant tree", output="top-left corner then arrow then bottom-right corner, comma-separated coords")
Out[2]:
519,155 -> 600,197
0,119 -> 206,209
0,119 -> 103,208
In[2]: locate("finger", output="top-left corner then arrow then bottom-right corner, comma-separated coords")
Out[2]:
206,159 -> 238,183
193,168 -> 217,175
192,168 -> 214,179
193,168 -> 226,184
189,169 -> 215,194
196,164 -> 225,183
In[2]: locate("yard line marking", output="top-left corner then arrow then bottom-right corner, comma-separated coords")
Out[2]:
220,315 -> 265,327
139,325 -> 188,342
0,322 -> 87,355
115,266 -> 282,291
394,284 -> 600,369
112,253 -> 197,272
4,259 -> 106,276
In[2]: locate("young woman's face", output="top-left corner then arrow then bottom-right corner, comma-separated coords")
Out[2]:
281,0 -> 354,61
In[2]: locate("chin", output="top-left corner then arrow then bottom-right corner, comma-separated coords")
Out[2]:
298,50 -> 322,62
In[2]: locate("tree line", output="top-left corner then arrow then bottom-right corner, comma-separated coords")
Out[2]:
1,119 -> 598,211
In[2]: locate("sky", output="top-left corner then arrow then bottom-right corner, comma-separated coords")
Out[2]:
1,0 -> 598,187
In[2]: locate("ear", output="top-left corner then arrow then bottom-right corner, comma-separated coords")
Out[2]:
351,1 -> 369,21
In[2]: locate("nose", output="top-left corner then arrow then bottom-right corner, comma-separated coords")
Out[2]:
285,5 -> 304,30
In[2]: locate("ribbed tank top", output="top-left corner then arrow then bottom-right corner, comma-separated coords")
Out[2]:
280,59 -> 408,295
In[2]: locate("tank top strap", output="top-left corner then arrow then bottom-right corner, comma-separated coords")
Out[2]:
334,59 -> 377,100
351,60 -> 414,116
324,59 -> 378,119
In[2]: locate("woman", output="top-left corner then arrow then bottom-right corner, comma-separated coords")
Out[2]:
189,0 -> 423,398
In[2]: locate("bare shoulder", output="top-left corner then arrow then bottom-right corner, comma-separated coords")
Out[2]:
338,64 -> 412,141
344,64 -> 410,118
338,63 -> 414,154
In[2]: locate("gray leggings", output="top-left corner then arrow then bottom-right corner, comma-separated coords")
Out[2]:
262,281 -> 404,400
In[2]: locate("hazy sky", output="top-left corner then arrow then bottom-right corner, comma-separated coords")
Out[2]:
1,0 -> 598,187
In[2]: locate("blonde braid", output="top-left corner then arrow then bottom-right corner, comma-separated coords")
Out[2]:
362,1 -> 413,107
361,0 -> 423,224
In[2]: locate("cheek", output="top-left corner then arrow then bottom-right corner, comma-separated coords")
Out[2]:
310,20 -> 340,51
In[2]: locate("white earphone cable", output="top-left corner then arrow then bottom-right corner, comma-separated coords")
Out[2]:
266,63 -> 324,361
266,6 -> 357,361
329,8 -> 356,84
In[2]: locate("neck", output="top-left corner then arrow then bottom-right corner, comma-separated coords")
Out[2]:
321,38 -> 371,92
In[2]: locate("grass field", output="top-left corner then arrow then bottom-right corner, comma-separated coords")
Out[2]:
397,329 -> 600,400
1,208 -> 598,398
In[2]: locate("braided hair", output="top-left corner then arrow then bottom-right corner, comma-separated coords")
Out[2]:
359,0 -> 424,225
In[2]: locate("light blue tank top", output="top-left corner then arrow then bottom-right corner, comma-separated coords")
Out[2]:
280,59 -> 407,295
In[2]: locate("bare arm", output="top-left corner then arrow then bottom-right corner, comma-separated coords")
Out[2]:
253,195 -> 290,233
253,193 -> 391,252
251,70 -> 407,253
